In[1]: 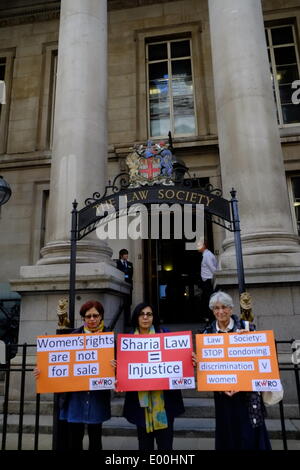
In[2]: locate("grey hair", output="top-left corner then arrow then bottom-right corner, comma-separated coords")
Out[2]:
209,291 -> 234,310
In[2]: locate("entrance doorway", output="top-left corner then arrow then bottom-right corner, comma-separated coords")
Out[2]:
143,223 -> 213,324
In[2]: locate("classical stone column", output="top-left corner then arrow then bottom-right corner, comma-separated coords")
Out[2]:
208,0 -> 300,272
38,0 -> 111,265
10,0 -> 129,343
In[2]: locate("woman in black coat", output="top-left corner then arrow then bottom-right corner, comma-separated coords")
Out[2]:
202,291 -> 271,450
35,300 -> 111,451
122,302 -> 185,450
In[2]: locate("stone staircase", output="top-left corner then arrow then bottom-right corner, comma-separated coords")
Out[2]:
1,389 -> 300,445
1,323 -> 300,449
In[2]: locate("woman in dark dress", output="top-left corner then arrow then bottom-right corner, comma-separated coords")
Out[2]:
118,302 -> 185,450
35,300 -> 111,451
203,291 -> 271,450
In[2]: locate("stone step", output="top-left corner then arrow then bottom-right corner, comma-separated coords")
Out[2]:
3,433 -> 300,451
0,414 -> 299,440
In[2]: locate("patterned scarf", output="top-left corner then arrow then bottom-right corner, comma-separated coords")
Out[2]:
135,325 -> 168,433
83,319 -> 104,334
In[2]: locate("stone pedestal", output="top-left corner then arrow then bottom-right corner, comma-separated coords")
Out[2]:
10,262 -> 130,344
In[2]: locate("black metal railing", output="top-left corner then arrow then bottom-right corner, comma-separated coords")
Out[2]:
0,339 -> 299,450
0,343 -> 40,450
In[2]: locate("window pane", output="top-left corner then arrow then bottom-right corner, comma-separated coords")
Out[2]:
148,39 -> 196,137
279,84 -> 294,104
150,117 -> 170,137
149,62 -> 168,81
150,96 -> 170,115
149,78 -> 169,98
271,26 -> 294,46
173,93 -> 195,134
172,59 -> 192,77
0,63 -> 5,80
172,76 -> 193,96
265,29 -> 269,47
171,40 -> 191,58
292,177 -> 300,199
148,43 -> 168,61
282,104 -> 300,124
174,115 -> 195,134
274,46 -> 297,65
277,65 -> 300,84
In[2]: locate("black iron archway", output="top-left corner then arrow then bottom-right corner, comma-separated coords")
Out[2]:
68,175 -> 245,328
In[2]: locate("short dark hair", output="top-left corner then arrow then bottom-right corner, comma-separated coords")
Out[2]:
119,248 -> 128,258
131,302 -> 160,330
79,300 -> 104,318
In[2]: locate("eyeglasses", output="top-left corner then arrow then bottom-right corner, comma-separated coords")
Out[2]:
213,305 -> 231,311
84,314 -> 100,319
139,312 -> 153,318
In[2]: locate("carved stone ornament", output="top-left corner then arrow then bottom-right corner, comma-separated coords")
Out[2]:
240,291 -> 254,323
57,297 -> 71,329
126,140 -> 175,188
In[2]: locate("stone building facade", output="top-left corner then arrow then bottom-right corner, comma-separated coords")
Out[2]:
0,0 -> 300,342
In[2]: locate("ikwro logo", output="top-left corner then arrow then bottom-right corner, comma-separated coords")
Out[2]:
89,377 -> 115,390
252,379 -> 282,392
169,377 -> 195,389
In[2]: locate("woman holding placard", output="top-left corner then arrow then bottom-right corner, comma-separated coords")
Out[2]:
118,302 -> 185,450
202,291 -> 271,450
34,300 -> 111,451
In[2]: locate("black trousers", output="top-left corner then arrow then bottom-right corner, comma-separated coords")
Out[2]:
136,420 -> 174,451
67,422 -> 103,451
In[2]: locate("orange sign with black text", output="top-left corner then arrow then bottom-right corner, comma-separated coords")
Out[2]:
196,330 -> 282,392
36,332 -> 115,393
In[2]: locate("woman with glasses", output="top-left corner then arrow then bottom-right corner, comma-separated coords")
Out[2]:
201,291 -> 271,450
122,302 -> 185,450
57,300 -> 112,450
34,300 -> 111,450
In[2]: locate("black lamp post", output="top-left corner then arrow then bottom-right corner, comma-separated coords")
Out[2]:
0,176 -> 11,206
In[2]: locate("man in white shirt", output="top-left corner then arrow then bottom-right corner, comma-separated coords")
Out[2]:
197,240 -> 218,323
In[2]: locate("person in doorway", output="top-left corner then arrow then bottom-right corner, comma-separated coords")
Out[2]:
199,291 -> 271,450
34,300 -> 111,451
112,302 -> 185,450
116,249 -> 133,326
197,240 -> 218,323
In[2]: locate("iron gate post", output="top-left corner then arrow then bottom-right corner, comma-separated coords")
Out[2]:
230,189 -> 246,295
69,200 -> 78,329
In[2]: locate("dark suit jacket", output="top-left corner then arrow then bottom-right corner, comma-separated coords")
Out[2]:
116,259 -> 133,285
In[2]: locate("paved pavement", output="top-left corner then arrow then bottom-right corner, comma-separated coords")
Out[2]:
2,433 -> 300,451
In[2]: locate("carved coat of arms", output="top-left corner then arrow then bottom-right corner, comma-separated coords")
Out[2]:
126,140 -> 174,187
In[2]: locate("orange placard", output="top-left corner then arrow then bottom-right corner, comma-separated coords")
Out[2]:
36,332 -> 115,393
196,330 -> 282,392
